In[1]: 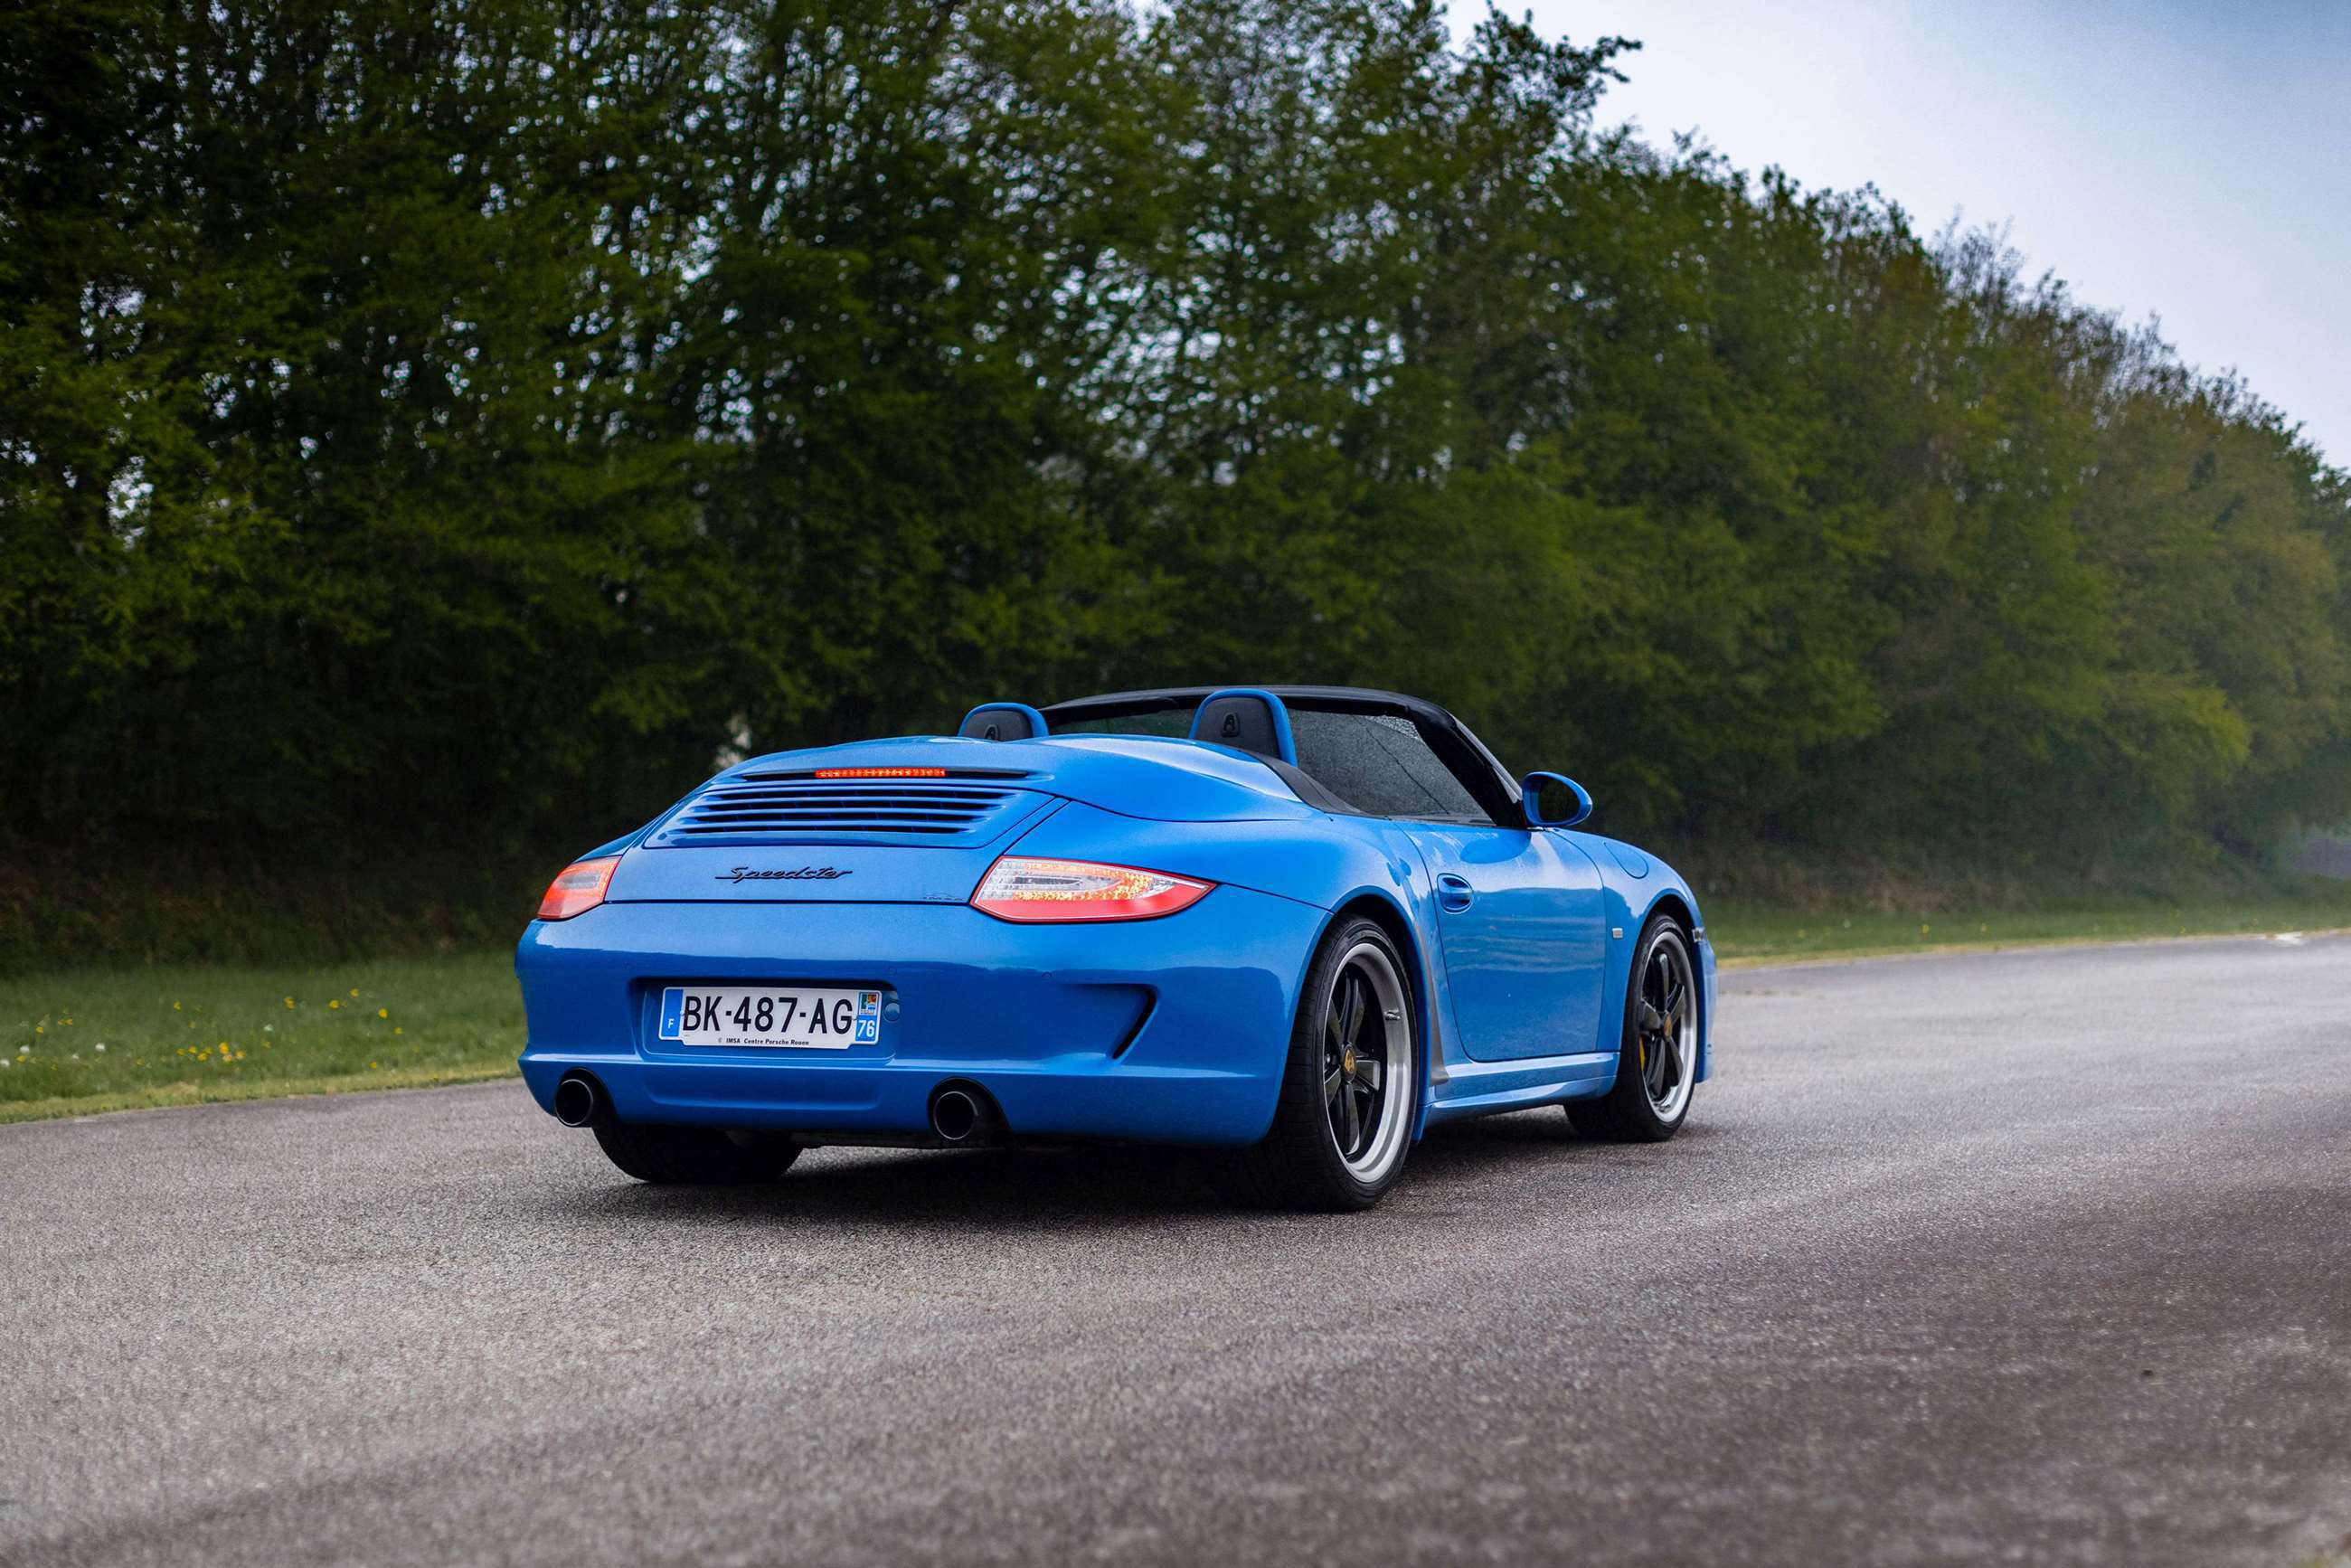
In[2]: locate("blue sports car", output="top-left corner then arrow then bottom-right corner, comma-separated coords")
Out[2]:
516,686 -> 1713,1210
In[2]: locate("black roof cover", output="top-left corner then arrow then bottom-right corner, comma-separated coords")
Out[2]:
1040,685 -> 1525,823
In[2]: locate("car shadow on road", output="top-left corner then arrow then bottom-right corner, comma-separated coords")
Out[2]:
524,1108 -> 1663,1230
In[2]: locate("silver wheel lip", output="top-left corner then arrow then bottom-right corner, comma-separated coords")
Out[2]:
1640,929 -> 1697,1123
1327,940 -> 1413,1181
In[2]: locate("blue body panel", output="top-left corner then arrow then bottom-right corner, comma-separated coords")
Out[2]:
515,732 -> 1714,1146
1409,825 -> 1609,1062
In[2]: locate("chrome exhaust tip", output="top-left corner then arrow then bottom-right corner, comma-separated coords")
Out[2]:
552,1073 -> 601,1129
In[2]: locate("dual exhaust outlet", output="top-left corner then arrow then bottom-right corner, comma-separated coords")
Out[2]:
552,1070 -> 1000,1145
926,1083 -> 1001,1145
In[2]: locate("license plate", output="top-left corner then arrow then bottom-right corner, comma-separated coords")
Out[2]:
656,987 -> 883,1050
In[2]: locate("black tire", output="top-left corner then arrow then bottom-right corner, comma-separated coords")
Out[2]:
1221,917 -> 1419,1212
1568,913 -> 1699,1142
590,1119 -> 801,1185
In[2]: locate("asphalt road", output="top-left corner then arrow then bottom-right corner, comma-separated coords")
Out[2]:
4,936 -> 2348,1567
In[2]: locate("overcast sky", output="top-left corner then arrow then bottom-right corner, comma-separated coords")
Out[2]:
1504,0 -> 2349,467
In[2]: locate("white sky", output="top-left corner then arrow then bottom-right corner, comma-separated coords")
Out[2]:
1503,0 -> 2350,467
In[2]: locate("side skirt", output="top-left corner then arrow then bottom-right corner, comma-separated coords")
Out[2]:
1422,1050 -> 1618,1124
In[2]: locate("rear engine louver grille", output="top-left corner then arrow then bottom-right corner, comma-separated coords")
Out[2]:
645,780 -> 1037,847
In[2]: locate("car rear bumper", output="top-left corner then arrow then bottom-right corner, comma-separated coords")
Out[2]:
515,886 -> 1322,1145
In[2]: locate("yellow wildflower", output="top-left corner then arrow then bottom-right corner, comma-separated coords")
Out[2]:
328,1000 -> 341,1010
349,987 -> 359,998
377,1008 -> 388,1019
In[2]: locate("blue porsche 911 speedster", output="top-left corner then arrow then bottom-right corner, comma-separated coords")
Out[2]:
516,686 -> 1713,1210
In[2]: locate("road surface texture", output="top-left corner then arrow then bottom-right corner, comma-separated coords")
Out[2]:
4,936 -> 2347,1567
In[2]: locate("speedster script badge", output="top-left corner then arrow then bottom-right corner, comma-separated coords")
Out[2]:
718,865 -> 853,883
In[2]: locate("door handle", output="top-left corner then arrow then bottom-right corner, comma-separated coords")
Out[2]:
1437,874 -> 1474,912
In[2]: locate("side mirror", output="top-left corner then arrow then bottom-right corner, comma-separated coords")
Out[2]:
1521,771 -> 1592,828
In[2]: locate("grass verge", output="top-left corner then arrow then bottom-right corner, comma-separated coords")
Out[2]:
0,951 -> 522,1124
1706,893 -> 2351,967
5,889 -> 2349,1124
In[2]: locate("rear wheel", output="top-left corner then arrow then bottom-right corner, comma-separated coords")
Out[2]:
1223,917 -> 1418,1211
1568,915 -> 1698,1142
590,1120 -> 801,1185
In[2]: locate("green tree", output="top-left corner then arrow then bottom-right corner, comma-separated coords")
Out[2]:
5,0 -> 2349,969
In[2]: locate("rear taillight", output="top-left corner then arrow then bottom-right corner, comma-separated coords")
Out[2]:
536,856 -> 618,921
970,856 -> 1213,922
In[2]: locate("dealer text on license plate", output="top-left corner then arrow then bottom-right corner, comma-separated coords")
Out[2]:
656,987 -> 882,1049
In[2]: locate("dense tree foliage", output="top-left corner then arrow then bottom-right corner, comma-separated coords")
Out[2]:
5,0 -> 2346,921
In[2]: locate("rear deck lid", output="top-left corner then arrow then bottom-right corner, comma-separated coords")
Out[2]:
602,733 -> 1315,903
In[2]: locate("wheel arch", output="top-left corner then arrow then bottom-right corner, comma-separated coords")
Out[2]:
1641,889 -> 1696,936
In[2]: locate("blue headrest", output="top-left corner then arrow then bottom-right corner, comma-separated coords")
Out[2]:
1188,688 -> 1296,764
957,702 -> 1047,741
